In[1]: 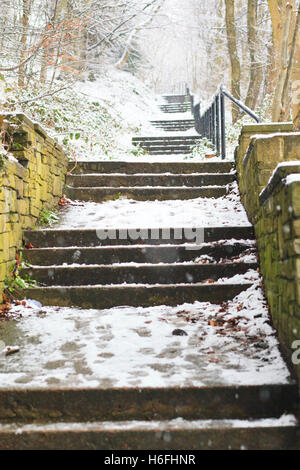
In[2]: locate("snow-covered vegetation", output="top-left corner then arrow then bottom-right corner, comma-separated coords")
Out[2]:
1,67 -> 157,161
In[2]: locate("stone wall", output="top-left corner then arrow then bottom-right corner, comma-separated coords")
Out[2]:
0,113 -> 68,292
235,123 -> 300,387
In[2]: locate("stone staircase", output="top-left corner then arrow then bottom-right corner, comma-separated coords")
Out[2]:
158,93 -> 191,114
159,103 -> 191,113
132,136 -> 200,155
151,94 -> 195,131
21,161 -> 255,309
150,119 -> 195,132
65,161 -> 234,202
0,93 -> 299,450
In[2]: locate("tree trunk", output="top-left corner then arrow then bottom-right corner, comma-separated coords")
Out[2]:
18,0 -> 30,88
272,2 -> 293,121
281,3 -> 300,121
245,0 -> 263,110
292,5 -> 300,128
225,0 -> 241,123
267,0 -> 284,90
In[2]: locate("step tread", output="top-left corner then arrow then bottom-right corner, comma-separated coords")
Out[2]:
24,262 -> 257,286
19,283 -> 253,308
66,185 -> 227,189
25,261 -> 257,269
0,419 -> 299,449
0,415 -> 297,432
0,419 -> 298,449
68,162 -> 234,175
23,242 -> 256,265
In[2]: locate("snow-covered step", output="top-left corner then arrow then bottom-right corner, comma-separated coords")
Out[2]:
66,173 -> 235,188
0,417 -> 299,450
150,125 -> 194,131
132,135 -> 201,154
19,282 -> 253,308
69,161 -> 234,174
23,261 -> 257,286
159,104 -> 191,113
162,94 -> 190,104
24,241 -> 256,266
150,119 -> 195,131
23,227 -> 255,248
133,135 -> 200,141
65,186 -> 228,202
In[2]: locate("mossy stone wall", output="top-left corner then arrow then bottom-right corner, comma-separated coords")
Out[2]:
235,123 -> 300,388
0,113 -> 68,292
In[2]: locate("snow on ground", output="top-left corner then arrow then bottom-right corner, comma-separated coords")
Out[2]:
57,183 -> 250,229
76,66 -> 160,151
0,278 -> 291,390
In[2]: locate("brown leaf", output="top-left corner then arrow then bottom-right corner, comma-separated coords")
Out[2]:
25,242 -> 35,249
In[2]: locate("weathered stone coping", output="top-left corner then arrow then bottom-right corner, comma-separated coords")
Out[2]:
259,162 -> 300,205
241,122 -> 294,134
0,112 -> 64,154
243,132 -> 300,170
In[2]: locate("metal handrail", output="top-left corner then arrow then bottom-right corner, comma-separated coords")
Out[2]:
186,85 -> 262,159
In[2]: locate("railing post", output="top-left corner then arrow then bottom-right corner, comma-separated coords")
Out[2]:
212,101 -> 216,146
216,94 -> 220,156
194,102 -> 201,135
220,90 -> 226,160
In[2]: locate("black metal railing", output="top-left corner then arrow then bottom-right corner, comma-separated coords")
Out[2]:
186,85 -> 262,159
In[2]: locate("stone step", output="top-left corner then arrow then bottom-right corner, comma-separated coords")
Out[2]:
151,120 -> 194,126
162,94 -> 190,104
19,283 -> 253,308
149,128 -> 195,132
150,119 -> 194,124
159,106 -> 191,113
64,186 -> 228,202
132,136 -> 200,143
66,173 -> 235,188
142,150 -> 194,155
150,120 -> 195,131
159,103 -> 190,107
0,384 -> 296,424
0,419 -> 299,450
23,226 -> 255,248
151,127 -> 194,132
24,242 -> 255,266
24,262 -> 256,286
134,142 -> 195,148
140,149 -> 193,155
69,161 -> 234,174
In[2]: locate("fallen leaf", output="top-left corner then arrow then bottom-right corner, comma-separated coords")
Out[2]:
25,242 -> 35,249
